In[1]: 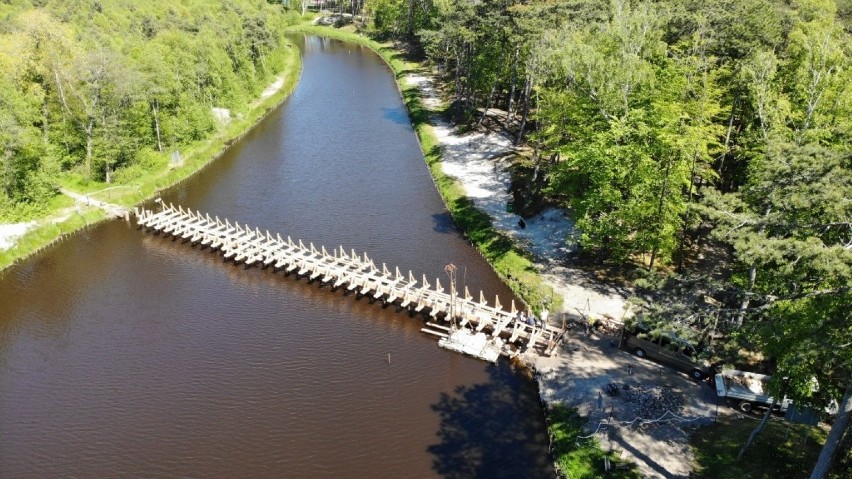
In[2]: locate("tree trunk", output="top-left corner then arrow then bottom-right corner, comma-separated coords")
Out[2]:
463,43 -> 475,114
406,0 -> 415,37
735,265 -> 757,328
676,154 -> 700,272
478,80 -> 498,126
718,98 -> 737,192
42,102 -> 50,143
152,99 -> 163,152
85,117 -> 95,179
3,149 -> 12,198
738,395 -> 779,460
454,48 -> 463,109
515,73 -> 531,144
478,49 -> 504,127
649,158 -> 673,269
735,206 -> 771,327
810,381 -> 852,479
505,47 -> 519,127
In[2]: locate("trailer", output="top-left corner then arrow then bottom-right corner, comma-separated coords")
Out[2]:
715,370 -> 792,413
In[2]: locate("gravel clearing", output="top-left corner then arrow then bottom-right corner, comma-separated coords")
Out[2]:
535,333 -> 718,478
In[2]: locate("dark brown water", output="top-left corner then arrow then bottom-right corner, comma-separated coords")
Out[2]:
0,36 -> 553,478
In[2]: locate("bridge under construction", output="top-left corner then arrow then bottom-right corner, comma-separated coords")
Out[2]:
135,202 -> 564,361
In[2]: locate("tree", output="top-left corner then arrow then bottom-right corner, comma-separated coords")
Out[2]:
810,381 -> 852,479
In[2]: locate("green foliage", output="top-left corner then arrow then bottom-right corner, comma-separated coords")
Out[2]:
359,1 -> 852,419
534,0 -> 720,266
365,0 -> 439,39
548,405 -> 641,479
0,0 -> 300,219
325,3 -> 851,473
701,140 -> 851,406
691,416 -> 827,479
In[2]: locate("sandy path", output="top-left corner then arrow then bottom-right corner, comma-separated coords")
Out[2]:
261,77 -> 284,99
405,71 -> 711,479
405,74 -> 630,320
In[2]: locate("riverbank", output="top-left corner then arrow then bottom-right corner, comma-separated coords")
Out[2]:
287,24 -> 559,314
292,22 -> 724,479
0,41 -> 302,272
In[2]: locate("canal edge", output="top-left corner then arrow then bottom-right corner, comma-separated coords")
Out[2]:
288,23 -> 566,473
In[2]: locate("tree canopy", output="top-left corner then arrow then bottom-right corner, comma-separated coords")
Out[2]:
0,0 -> 298,221
365,1 -> 850,473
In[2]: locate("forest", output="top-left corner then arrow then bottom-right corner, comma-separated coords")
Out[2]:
0,0 -> 298,221
362,0 -> 850,473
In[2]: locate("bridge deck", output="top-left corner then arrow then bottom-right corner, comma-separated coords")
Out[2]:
135,202 -> 561,360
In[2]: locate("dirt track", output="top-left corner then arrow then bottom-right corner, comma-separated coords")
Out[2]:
529,331 -> 719,478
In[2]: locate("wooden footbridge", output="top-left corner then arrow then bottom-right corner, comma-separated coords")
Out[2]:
135,202 -> 564,361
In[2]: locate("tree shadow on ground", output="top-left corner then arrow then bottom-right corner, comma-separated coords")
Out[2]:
427,363 -> 555,478
447,196 -> 515,261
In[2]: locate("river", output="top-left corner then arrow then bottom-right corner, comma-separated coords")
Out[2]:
0,35 -> 553,478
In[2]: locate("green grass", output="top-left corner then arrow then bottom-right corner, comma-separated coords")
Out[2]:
0,40 -> 302,272
288,24 -> 561,313
0,208 -> 105,272
548,404 -> 641,479
691,415 -> 827,479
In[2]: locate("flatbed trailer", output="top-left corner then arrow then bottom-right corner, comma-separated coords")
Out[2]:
715,370 -> 792,413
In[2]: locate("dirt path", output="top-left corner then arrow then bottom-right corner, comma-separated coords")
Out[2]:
405,70 -> 715,478
60,188 -> 129,218
405,73 -> 631,321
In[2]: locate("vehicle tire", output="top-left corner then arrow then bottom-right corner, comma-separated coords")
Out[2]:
691,369 -> 706,380
738,401 -> 753,413
634,348 -> 646,358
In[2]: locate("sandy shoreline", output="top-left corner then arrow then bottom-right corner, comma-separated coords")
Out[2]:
0,222 -> 35,251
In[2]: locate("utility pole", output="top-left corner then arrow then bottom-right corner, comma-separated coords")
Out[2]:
444,263 -> 457,328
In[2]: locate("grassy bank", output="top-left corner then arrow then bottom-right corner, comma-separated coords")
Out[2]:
288,24 -> 559,312
547,405 -> 640,478
691,415 -> 827,478
0,41 -> 302,272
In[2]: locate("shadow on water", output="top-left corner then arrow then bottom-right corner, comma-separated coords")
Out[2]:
381,106 -> 410,125
428,363 -> 555,478
432,211 -> 463,235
